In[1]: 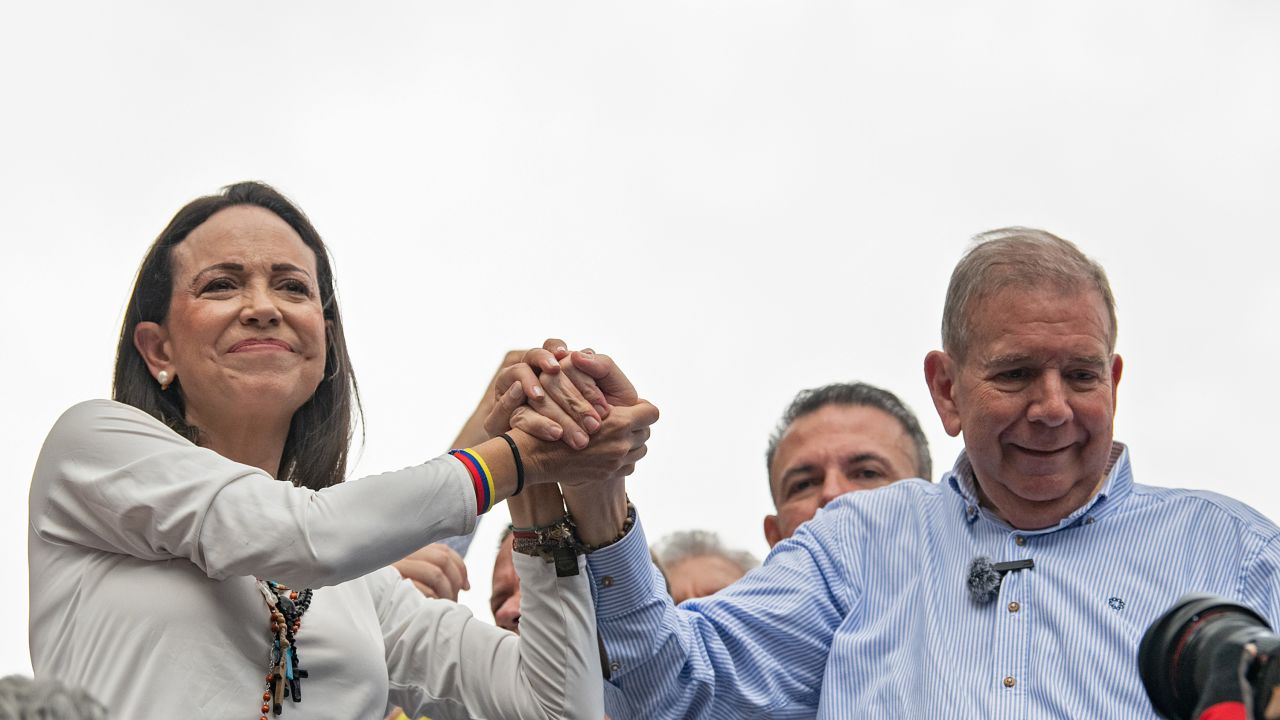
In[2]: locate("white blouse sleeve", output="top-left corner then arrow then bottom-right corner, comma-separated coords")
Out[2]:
28,399 -> 477,588
374,555 -> 603,720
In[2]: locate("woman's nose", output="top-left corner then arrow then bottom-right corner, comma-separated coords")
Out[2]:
239,285 -> 282,326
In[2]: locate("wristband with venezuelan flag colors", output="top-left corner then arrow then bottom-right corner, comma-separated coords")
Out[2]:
449,448 -> 495,515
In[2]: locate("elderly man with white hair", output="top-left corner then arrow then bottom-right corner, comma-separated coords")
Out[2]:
654,530 -> 758,605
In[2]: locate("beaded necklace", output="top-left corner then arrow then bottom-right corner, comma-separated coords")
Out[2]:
256,580 -> 313,719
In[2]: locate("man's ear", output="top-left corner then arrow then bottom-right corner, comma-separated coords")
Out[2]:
924,350 -> 963,437
763,515 -> 783,549
133,321 -> 173,382
1110,353 -> 1124,406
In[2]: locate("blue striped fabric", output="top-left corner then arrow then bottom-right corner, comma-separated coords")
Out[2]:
587,444 -> 1280,719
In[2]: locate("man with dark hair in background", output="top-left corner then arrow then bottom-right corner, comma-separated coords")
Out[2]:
764,382 -> 932,547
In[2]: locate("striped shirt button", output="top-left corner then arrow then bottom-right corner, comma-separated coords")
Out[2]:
1014,535 -> 1026,546
600,576 -> 615,588
1003,676 -> 1016,688
1007,601 -> 1020,613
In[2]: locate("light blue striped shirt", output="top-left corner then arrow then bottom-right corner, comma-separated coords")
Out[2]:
587,444 -> 1280,718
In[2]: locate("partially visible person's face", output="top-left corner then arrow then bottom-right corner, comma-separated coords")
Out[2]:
664,554 -> 748,605
764,404 -> 920,547
140,205 -> 326,430
925,285 -> 1122,530
490,535 -> 521,633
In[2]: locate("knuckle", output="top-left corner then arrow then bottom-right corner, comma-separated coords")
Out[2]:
575,380 -> 602,401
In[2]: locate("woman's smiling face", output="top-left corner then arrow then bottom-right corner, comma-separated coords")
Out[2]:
146,204 -> 327,429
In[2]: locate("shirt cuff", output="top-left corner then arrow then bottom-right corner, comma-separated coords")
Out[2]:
394,454 -> 478,540
511,549 -> 586,585
585,509 -> 666,619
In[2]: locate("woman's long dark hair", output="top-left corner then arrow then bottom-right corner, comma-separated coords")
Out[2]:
112,181 -> 361,490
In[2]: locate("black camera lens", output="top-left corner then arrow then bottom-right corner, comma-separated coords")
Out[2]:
1139,593 -> 1273,720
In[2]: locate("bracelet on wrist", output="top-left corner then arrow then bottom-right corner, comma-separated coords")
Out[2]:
498,432 -> 525,496
511,517 -> 583,577
573,500 -> 637,554
449,447 -> 494,515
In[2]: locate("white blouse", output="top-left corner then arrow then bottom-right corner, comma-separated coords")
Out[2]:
28,400 -> 602,719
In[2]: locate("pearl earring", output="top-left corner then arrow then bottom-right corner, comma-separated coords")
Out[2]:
157,370 -> 171,389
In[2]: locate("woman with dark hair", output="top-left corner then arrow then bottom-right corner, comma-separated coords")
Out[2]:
28,182 -> 659,720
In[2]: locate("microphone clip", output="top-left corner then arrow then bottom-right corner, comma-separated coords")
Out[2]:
968,557 -> 1035,604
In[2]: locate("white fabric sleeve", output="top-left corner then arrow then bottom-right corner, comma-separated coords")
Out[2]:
376,555 -> 603,720
28,399 -> 477,588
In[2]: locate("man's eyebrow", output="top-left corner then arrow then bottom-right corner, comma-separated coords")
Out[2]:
777,453 -> 891,496
983,353 -> 1109,368
781,465 -> 819,483
983,353 -> 1034,367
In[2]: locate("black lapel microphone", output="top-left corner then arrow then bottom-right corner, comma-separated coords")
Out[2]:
967,556 -> 1035,603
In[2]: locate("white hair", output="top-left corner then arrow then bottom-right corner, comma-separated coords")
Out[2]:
942,227 -> 1118,360
0,676 -> 108,720
654,529 -> 759,575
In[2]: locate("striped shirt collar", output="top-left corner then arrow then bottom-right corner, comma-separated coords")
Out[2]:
946,441 -> 1131,532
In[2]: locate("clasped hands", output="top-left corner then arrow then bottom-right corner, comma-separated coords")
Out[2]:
483,339 -> 656,545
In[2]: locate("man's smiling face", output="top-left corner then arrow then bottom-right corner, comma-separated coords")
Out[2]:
928,284 -> 1122,530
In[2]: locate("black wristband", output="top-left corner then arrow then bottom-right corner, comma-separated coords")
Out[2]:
499,432 -> 525,496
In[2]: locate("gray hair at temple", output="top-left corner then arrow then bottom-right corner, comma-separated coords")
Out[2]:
0,675 -> 108,720
941,227 -> 1118,361
766,382 -> 932,483
654,530 -> 759,576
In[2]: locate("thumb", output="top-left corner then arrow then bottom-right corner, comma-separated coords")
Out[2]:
571,351 -> 638,405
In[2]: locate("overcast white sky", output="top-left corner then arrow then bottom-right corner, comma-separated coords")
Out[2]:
1,1 -> 1278,677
